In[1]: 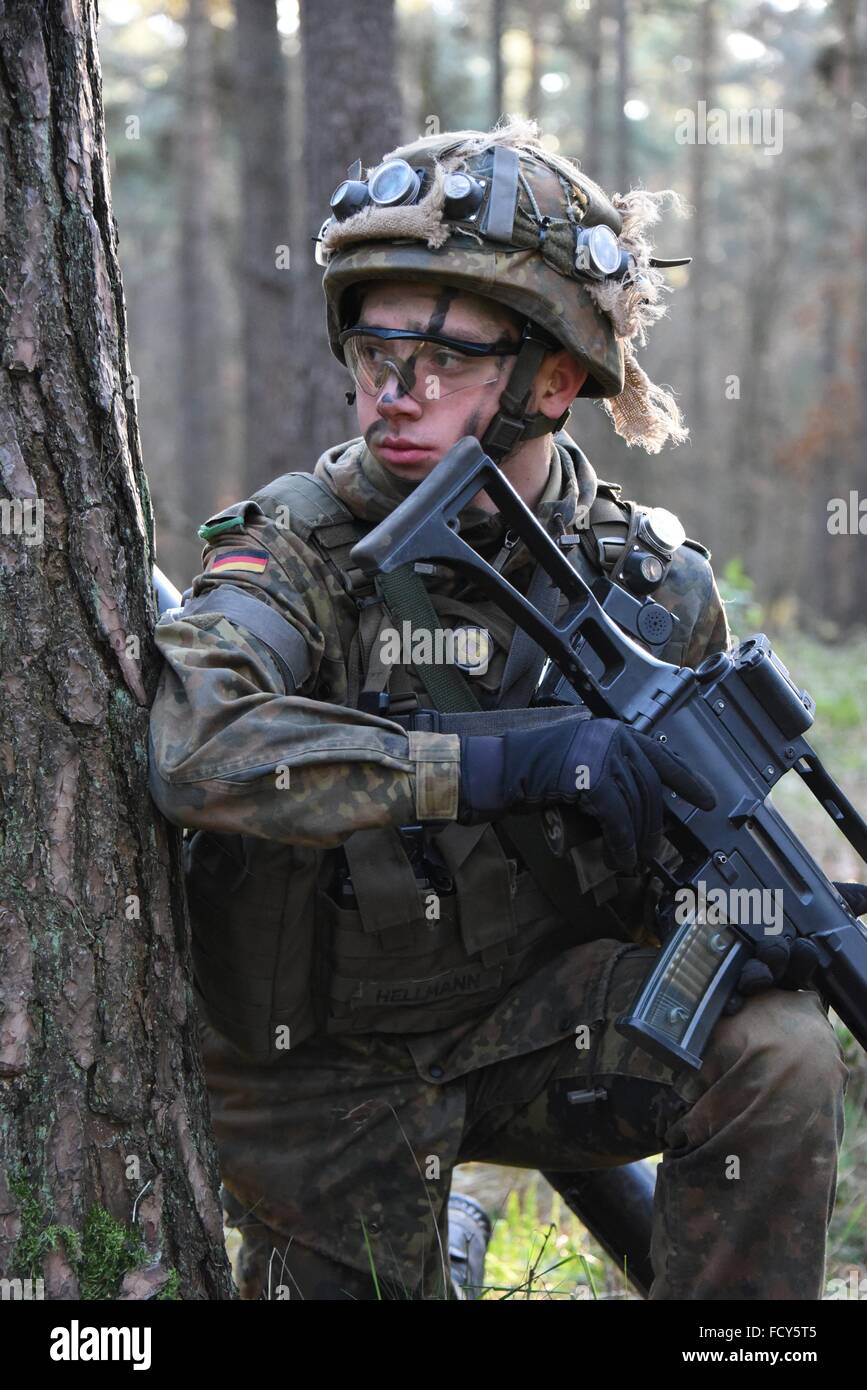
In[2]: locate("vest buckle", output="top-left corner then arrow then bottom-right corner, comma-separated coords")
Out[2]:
358,690 -> 390,714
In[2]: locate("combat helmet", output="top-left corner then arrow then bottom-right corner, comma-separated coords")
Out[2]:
315,116 -> 691,459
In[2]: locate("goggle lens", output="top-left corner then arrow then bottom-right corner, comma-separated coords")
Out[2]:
343,333 -> 510,403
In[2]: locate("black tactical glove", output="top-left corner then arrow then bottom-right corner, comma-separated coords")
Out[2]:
835,881 -> 867,919
722,880 -> 866,1017
723,934 -> 822,1017
457,716 -> 717,874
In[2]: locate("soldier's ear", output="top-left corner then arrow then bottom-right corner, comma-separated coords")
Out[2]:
535,354 -> 588,418
570,361 -> 589,395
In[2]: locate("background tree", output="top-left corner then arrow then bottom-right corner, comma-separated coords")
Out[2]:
178,0 -> 225,537
295,0 -> 403,469
526,0 -> 545,122
233,0 -> 294,495
491,0 -> 506,124
688,0 -> 716,433
103,0 -> 867,632
614,0 -> 632,191
0,0 -> 232,1299
582,0 -> 604,181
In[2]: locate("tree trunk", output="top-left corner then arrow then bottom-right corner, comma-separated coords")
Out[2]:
295,0 -> 403,471
689,0 -> 716,434
178,0 -> 224,532
584,0 -> 604,177
234,0 -> 294,496
614,0 -> 630,193
559,0 -> 605,181
731,159 -> 789,600
0,0 -> 233,1300
491,0 -> 506,127
526,0 -> 543,123
807,282 -> 845,622
846,0 -> 867,628
814,0 -> 860,629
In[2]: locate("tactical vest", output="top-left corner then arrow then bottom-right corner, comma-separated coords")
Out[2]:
184,466 -> 688,1062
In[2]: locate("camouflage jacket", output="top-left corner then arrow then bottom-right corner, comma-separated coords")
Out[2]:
147,432 -> 731,1055
149,433 -> 728,843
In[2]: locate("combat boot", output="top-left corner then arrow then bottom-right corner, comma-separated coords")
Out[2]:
447,1192 -> 492,1300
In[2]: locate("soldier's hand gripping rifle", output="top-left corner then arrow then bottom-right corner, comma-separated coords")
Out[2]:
349,436 -> 867,1073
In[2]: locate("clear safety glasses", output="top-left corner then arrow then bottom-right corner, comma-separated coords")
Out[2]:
338,325 -> 524,404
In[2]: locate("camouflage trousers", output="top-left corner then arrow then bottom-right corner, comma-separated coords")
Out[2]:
197,940 -> 848,1300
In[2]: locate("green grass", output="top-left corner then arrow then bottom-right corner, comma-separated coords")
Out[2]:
828,1022 -> 867,1280
477,1178 -> 640,1300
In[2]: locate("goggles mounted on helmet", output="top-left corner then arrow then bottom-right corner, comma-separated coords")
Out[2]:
318,155 -> 688,285
317,139 -> 691,463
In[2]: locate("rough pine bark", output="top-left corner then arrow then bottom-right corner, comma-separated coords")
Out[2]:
0,0 -> 233,1299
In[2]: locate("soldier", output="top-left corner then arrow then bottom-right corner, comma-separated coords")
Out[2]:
148,119 -> 855,1300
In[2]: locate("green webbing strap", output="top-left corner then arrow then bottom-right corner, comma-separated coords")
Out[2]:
376,561 -> 517,962
376,563 -> 484,714
375,542 -> 612,930
342,826 -> 428,944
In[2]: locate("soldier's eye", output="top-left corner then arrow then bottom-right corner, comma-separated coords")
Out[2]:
430,349 -> 470,371
360,343 -> 388,366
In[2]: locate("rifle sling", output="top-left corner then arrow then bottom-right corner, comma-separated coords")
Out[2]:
376,560 -> 595,928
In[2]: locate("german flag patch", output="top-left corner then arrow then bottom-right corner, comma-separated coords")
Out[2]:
208,549 -> 269,575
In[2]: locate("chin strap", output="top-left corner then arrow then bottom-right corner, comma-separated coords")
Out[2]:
480,323 -> 571,466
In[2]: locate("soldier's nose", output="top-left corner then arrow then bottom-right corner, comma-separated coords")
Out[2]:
376,376 -> 422,417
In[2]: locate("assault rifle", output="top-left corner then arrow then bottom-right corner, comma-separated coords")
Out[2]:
349,435 -> 867,1074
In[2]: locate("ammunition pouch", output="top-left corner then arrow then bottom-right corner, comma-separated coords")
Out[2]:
185,829 -> 324,1061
